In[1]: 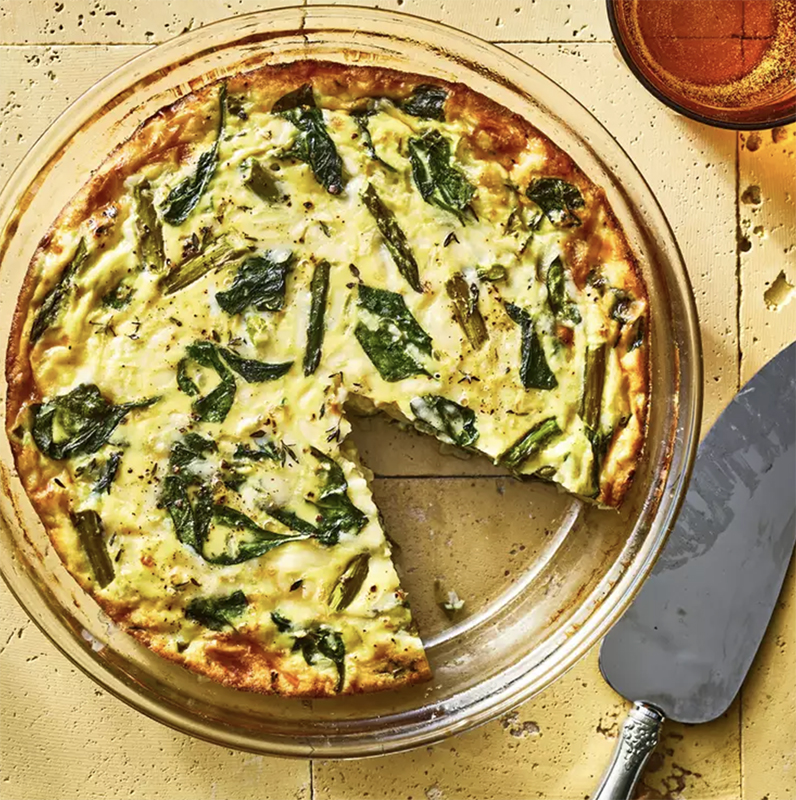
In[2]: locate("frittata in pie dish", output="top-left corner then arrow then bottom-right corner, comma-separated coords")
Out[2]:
5,62 -> 648,696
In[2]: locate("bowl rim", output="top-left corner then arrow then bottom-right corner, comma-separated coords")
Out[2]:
605,0 -> 796,131
0,3 -> 704,758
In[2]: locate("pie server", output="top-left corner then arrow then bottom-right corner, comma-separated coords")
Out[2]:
593,341 -> 796,799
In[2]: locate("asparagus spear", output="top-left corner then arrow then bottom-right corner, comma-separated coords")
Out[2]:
71,510 -> 115,588
328,552 -> 371,612
447,273 -> 487,349
303,260 -> 330,375
581,344 -> 607,433
163,235 -> 247,295
499,417 -> 561,471
133,179 -> 165,271
361,183 -> 422,292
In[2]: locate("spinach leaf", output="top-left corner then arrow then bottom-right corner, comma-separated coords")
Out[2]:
408,130 -> 474,222
446,273 -> 487,348
161,447 -> 314,564
243,159 -> 281,203
586,268 -> 608,294
526,177 -> 585,227
176,358 -> 200,396
30,238 -> 89,343
361,183 -> 421,292
234,438 -> 284,464
354,284 -> 433,382
161,434 -> 216,549
183,340 -> 237,423
31,384 -> 158,460
208,505 -> 313,564
505,199 -> 544,239
271,610 -> 292,632
546,257 -> 582,324
162,84 -> 227,225
610,290 -> 633,326
76,450 -> 124,493
401,84 -> 448,120
101,279 -> 135,310
216,251 -> 293,315
409,395 -> 478,448
354,325 -> 429,382
303,260 -> 330,376
133,179 -> 165,271
328,552 -> 371,613
357,285 -> 433,353
182,340 -> 291,416
271,83 -> 316,112
192,379 -> 236,424
226,92 -> 248,120
170,432 -> 217,471
268,450 -> 367,546
161,477 -> 205,551
220,465 -> 248,492
505,304 -> 557,390
292,626 -> 346,692
351,111 -> 396,171
499,417 -> 561,470
627,317 -> 644,352
164,234 -> 249,295
219,348 -> 293,383
268,508 -> 320,537
186,590 -> 248,631
276,85 -> 344,194
309,447 -> 368,544
93,450 -> 123,494
71,510 -> 115,588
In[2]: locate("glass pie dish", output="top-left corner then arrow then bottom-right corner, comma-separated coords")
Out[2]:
0,6 -> 702,758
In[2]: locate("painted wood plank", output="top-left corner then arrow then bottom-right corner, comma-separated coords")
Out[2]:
0,0 -> 290,45
738,126 -> 796,384
738,123 -> 796,800
0,0 -> 612,46
0,45 -> 150,186
0,584 -> 312,800
304,0 -> 613,43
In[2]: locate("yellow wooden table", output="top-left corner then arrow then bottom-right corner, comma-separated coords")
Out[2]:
1,2 -> 794,798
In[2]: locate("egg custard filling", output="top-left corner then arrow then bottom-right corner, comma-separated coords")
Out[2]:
6,63 -> 648,696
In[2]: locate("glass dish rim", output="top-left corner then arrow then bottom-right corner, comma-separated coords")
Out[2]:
605,0 -> 796,131
0,4 -> 704,758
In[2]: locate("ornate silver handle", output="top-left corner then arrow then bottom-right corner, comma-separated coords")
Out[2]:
591,701 -> 665,800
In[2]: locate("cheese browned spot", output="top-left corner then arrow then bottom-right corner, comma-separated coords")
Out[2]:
5,62 -> 648,697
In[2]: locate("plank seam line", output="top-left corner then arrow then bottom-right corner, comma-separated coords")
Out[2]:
0,41 -> 154,47
0,39 -> 612,47
735,132 -> 743,392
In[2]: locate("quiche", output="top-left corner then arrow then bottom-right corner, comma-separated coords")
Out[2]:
5,61 -> 648,697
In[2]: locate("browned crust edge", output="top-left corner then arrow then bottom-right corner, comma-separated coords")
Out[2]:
4,59 -> 650,695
